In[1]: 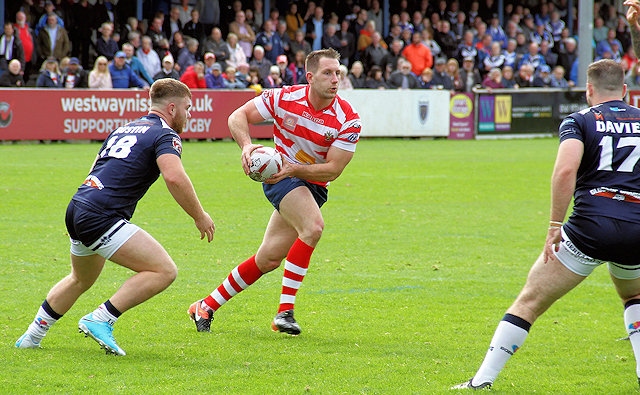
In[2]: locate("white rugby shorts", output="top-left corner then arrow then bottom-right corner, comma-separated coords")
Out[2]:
554,228 -> 640,280
70,219 -> 140,259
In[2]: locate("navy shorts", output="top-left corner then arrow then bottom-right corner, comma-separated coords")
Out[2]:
263,177 -> 328,210
564,214 -> 640,266
65,200 -> 123,246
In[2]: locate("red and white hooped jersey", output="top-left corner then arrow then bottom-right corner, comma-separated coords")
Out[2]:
252,84 -> 362,187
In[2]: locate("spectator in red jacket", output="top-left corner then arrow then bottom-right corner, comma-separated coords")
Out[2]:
179,61 -> 207,88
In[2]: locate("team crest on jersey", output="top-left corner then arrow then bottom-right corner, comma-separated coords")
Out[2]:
324,131 -> 334,142
172,137 -> 182,154
283,115 -> 298,131
593,111 -> 604,121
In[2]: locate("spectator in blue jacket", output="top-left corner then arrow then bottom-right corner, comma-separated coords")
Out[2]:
109,51 -> 148,89
122,43 -> 154,85
36,57 -> 62,88
205,62 -> 225,88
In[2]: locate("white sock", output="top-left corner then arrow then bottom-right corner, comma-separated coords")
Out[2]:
472,319 -> 530,386
624,303 -> 640,377
92,304 -> 119,326
26,306 -> 59,341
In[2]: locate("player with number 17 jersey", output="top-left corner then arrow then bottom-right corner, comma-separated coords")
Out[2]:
69,114 -> 183,245
559,99 -> 640,264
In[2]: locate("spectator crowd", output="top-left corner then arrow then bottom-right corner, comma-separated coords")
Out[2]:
0,0 -> 635,92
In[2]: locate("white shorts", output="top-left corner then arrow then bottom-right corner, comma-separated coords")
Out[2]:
70,219 -> 140,260
554,228 -> 640,280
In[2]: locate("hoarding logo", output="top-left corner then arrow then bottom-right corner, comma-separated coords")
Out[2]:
0,102 -> 12,128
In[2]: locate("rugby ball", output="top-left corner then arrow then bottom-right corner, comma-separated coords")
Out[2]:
248,147 -> 283,182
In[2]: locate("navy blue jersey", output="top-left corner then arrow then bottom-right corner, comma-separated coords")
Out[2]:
71,114 -> 183,221
560,100 -> 640,265
559,100 -> 640,223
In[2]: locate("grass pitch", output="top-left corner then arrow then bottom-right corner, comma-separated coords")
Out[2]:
0,138 -> 635,394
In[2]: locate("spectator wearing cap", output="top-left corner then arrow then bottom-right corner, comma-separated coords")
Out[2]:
95,22 -> 119,61
205,62 -> 225,89
109,51 -> 148,89
460,56 -> 482,92
533,64 -> 552,87
180,61 -> 207,88
402,31 -> 433,77
203,52 -> 216,74
225,33 -> 247,69
36,13 -> 71,66
0,59 -> 25,87
275,54 -> 294,85
137,36 -> 162,81
36,56 -> 62,87
431,57 -> 454,90
61,57 -> 88,88
177,37 -> 199,76
122,42 -> 154,85
202,27 -> 230,69
154,55 -> 180,81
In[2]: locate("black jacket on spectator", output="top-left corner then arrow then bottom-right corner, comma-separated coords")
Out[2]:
183,20 -> 206,42
0,70 -> 24,87
460,69 -> 483,92
337,30 -> 356,65
62,67 -> 89,88
558,50 -> 577,74
153,69 -> 180,81
365,76 -> 388,89
387,70 -> 419,89
434,31 -> 458,59
0,34 -> 25,72
362,45 -> 388,73
431,70 -> 454,90
349,73 -> 367,88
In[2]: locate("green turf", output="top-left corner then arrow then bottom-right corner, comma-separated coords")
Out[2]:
0,138 -> 635,394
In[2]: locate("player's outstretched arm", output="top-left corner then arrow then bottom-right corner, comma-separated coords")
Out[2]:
625,1 -> 640,57
157,153 -> 215,242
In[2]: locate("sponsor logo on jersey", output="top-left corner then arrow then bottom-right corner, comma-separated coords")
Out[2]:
301,111 -> 325,125
83,175 -> 104,190
629,321 -> 640,330
594,111 -> 604,121
172,137 -> 182,154
0,102 -> 13,128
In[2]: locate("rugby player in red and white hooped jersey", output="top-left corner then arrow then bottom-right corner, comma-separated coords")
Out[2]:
189,47 -> 362,335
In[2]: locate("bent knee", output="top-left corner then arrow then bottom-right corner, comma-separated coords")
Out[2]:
301,220 -> 325,245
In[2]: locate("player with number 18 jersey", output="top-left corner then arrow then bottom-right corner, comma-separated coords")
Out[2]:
68,114 -> 183,246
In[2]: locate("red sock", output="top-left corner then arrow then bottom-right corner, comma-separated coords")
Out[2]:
278,239 -> 314,313
203,255 -> 263,312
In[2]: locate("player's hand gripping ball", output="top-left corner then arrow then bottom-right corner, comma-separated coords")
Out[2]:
248,147 -> 283,182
